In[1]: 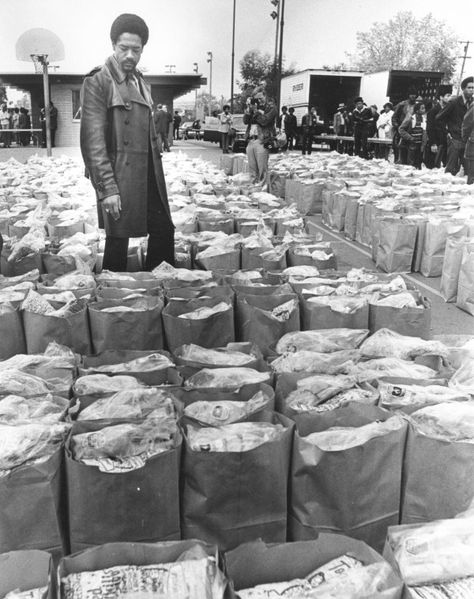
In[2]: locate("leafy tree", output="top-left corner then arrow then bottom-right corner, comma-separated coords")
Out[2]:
196,92 -> 220,118
347,12 -> 457,80
233,50 -> 296,112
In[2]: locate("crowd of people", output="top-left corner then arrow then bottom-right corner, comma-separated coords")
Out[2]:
324,77 -> 474,183
0,104 -> 32,147
0,101 -> 58,148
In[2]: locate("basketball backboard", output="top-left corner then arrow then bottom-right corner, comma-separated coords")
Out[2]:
15,28 -> 65,62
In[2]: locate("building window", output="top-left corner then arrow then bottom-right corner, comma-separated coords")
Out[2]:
72,89 -> 81,120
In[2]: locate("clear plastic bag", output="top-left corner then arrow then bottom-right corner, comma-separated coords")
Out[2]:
275,329 -> 369,354
78,388 -> 175,421
73,374 -> 144,397
187,422 -> 285,452
185,367 -> 269,389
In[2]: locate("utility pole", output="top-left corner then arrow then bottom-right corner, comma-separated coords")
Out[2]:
230,0 -> 236,112
458,40 -> 472,93
277,0 -> 285,112
193,62 -> 198,120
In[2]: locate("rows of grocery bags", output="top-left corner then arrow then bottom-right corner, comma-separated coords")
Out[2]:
0,263 -> 434,360
2,151 -> 474,316
262,150 -> 474,311
4,510 -> 474,599
1,320 -> 474,562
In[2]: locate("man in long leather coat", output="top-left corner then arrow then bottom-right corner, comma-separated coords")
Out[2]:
80,13 -> 174,271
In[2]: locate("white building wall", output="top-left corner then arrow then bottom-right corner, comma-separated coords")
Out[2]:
51,83 -> 81,147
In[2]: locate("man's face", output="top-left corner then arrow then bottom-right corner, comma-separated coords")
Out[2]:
356,101 -> 363,110
408,94 -> 417,104
463,82 -> 474,100
440,93 -> 451,106
113,32 -> 143,73
254,92 -> 266,106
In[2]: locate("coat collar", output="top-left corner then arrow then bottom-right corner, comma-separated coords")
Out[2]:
105,55 -> 152,109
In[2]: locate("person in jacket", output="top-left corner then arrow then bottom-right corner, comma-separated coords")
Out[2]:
218,104 -> 233,154
285,107 -> 297,150
333,103 -> 348,153
172,110 -> 181,140
154,104 -> 171,152
376,102 -> 394,160
80,13 -> 174,272
18,107 -> 30,146
301,106 -> 318,155
49,102 -> 58,147
243,88 -> 277,185
436,76 -> 474,176
399,101 -> 428,169
277,105 -> 289,151
425,85 -> 452,169
352,97 -> 372,159
392,87 -> 418,164
462,103 -> 474,184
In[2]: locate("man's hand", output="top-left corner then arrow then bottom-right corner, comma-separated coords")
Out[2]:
102,194 -> 121,220
431,144 -> 438,153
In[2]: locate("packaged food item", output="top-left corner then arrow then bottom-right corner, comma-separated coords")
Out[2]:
184,390 -> 269,426
61,555 -> 226,599
187,422 -> 285,452
185,367 -> 270,389
275,329 -> 369,354
73,374 -> 144,397
77,388 -> 176,421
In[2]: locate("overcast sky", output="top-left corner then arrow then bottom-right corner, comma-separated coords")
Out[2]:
1,0 -> 473,102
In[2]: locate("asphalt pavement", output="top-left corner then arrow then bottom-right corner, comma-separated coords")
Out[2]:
1,141 -> 473,336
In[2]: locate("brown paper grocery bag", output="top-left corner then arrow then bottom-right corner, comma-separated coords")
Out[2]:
181,412 -> 294,551
225,535 -> 404,598
301,297 -> 369,331
58,540 -> 229,597
0,308 -> 26,359
369,293 -> 431,339
289,406 -> 408,552
65,421 -> 182,553
162,297 -> 234,353
456,242 -> 474,316
0,448 -> 68,559
401,422 -> 474,525
376,218 -> 418,274
0,550 -> 52,599
88,297 -> 164,353
236,292 -> 300,357
23,302 -> 92,354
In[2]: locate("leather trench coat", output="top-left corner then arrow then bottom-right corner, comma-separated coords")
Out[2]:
80,56 -> 172,238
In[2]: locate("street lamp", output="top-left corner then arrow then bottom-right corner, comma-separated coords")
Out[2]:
207,51 -> 213,115
193,62 -> 199,120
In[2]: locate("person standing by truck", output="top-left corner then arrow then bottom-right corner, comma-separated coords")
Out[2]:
243,88 -> 277,185
352,97 -> 372,159
392,88 -> 418,164
425,85 -> 452,169
436,76 -> 474,176
286,107 -> 297,150
301,106 -> 318,155
219,104 -> 233,154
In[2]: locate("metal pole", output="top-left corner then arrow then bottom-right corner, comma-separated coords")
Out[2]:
42,58 -> 52,157
274,1 -> 280,70
277,0 -> 285,113
458,41 -> 472,93
230,0 -> 236,112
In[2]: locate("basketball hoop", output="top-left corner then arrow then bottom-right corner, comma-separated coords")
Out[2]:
15,28 -> 64,157
30,54 -> 48,75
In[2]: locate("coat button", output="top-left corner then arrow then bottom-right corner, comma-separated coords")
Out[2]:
124,119 -> 130,125
124,102 -> 130,109
125,161 -> 130,166
124,140 -> 129,145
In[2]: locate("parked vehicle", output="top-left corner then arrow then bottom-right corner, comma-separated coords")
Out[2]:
202,114 -> 246,152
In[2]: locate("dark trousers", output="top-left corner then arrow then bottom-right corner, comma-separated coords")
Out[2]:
221,132 -> 230,153
445,138 -> 465,176
354,127 -> 368,158
286,132 -> 295,150
302,131 -> 313,154
465,158 -> 474,184
102,155 -> 175,272
407,144 -> 423,169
